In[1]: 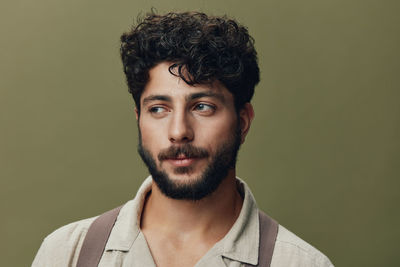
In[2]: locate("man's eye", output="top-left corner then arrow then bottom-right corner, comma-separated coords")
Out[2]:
194,103 -> 215,113
149,106 -> 167,113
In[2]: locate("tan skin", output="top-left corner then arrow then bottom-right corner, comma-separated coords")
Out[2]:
136,62 -> 255,267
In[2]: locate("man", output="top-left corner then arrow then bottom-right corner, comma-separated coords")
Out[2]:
32,11 -> 334,267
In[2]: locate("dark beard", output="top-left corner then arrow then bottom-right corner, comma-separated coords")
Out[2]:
137,125 -> 241,201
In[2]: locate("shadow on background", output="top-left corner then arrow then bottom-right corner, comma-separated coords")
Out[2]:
1,0 -> 399,266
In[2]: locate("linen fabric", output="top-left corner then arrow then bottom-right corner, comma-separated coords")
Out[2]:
32,176 -> 334,267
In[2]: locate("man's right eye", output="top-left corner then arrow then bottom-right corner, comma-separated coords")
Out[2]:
149,106 -> 168,114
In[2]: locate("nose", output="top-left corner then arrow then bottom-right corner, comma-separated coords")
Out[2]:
168,111 -> 194,144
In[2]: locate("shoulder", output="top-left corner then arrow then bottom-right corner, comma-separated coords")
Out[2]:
44,216 -> 96,245
32,216 -> 97,267
271,225 -> 334,267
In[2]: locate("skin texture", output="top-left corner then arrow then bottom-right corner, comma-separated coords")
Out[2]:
137,62 -> 254,267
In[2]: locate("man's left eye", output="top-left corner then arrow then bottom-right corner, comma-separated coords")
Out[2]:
194,103 -> 215,113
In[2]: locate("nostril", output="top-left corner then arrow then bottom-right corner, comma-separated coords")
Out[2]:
169,136 -> 191,143
167,112 -> 195,143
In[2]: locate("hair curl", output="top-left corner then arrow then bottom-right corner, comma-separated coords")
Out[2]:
120,11 -> 260,111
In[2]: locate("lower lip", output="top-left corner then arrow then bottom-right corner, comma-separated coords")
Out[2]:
166,158 -> 198,167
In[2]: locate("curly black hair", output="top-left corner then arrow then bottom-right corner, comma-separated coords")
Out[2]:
120,11 -> 260,112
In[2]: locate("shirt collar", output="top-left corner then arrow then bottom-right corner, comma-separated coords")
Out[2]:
218,178 -> 260,265
105,176 -> 153,251
105,176 -> 260,265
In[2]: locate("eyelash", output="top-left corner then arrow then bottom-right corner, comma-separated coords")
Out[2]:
149,106 -> 167,113
193,103 -> 215,112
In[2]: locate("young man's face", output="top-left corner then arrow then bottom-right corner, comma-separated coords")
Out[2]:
136,62 -> 252,200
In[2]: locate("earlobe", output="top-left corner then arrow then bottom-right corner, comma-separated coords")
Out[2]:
239,103 -> 255,144
135,108 -> 139,120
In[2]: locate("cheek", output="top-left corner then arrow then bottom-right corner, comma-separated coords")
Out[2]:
195,116 -> 237,142
139,120 -> 168,153
139,122 -> 155,145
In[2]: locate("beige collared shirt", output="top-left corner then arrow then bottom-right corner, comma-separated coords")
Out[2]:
32,176 -> 334,267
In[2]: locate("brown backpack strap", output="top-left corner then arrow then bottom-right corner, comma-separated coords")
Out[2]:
246,211 -> 278,267
76,206 -> 123,267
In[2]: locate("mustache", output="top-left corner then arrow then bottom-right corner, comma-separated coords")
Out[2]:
158,144 -> 209,161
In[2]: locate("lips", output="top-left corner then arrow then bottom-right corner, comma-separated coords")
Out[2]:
167,158 -> 196,167
165,154 -> 199,167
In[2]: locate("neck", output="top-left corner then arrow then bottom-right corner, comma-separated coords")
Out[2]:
140,169 -> 243,241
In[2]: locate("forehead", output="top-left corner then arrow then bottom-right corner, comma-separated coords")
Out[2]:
141,62 -> 233,104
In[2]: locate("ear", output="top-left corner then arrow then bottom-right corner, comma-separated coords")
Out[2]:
238,103 -> 255,144
134,107 -> 139,121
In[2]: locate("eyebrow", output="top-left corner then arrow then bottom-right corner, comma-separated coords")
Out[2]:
142,95 -> 172,106
186,91 -> 226,103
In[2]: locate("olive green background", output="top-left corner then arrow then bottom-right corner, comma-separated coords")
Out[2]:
1,0 -> 399,266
